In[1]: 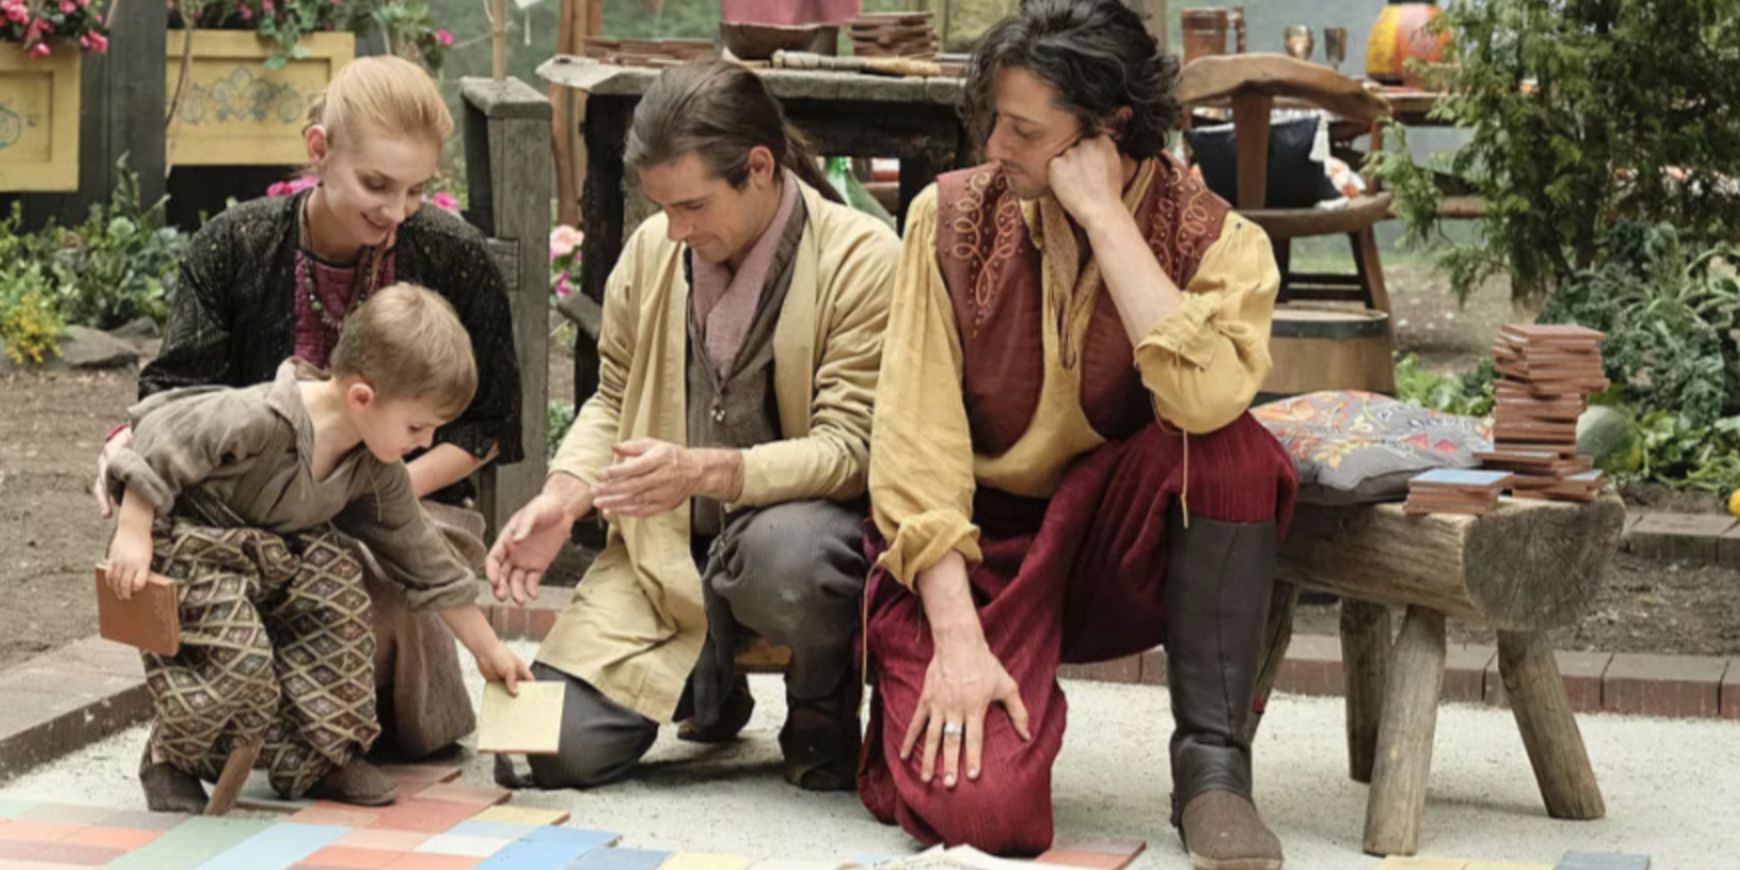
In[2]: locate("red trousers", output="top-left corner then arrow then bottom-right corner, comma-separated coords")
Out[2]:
857,416 -> 1297,854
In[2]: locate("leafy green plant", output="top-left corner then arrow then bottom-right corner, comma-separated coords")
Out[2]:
44,160 -> 187,330
547,399 -> 576,459
0,265 -> 65,365
1366,0 -> 1740,306
1394,354 -> 1494,417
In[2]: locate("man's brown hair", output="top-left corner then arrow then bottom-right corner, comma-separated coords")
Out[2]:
330,283 -> 477,419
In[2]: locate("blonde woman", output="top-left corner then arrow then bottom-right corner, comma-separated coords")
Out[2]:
96,56 -> 521,775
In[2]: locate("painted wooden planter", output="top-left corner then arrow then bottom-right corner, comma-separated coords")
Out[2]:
164,30 -> 355,166
0,45 -> 81,192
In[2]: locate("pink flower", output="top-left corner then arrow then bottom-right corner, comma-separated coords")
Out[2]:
261,0 -> 272,12
29,42 -> 51,58
554,272 -> 573,299
237,3 -> 252,20
549,224 -> 583,261
87,31 -> 107,52
428,192 -> 460,212
266,175 -> 319,197
435,29 -> 453,47
58,0 -> 74,13
3,4 -> 25,23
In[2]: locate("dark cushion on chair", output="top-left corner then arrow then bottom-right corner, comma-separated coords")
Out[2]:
1185,115 -> 1341,209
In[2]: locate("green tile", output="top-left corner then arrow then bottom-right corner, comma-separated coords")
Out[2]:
107,816 -> 276,869
0,799 -> 37,819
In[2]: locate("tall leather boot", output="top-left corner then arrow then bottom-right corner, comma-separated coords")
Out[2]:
1164,507 -> 1285,870
779,669 -> 862,791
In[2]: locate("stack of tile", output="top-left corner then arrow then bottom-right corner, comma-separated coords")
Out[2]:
1404,468 -> 1515,516
847,12 -> 939,60
1477,323 -> 1609,502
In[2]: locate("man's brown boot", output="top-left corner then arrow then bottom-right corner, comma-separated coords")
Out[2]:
1163,508 -> 1285,869
1179,790 -> 1283,870
307,758 -> 399,806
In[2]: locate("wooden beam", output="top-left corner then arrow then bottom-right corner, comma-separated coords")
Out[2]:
1364,605 -> 1445,857
462,77 -> 553,541
1497,631 -> 1606,821
1277,495 -> 1624,632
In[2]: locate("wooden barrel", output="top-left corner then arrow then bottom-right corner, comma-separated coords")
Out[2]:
1262,305 -> 1395,398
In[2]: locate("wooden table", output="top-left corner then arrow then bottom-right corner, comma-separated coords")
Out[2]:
1258,494 -> 1625,856
537,56 -> 970,405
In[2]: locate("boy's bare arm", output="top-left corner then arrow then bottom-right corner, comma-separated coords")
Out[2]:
106,487 -> 158,599
439,604 -> 534,692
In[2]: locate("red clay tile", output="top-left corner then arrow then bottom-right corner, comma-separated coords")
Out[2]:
367,799 -> 483,833
291,807 -> 384,828
1485,650 -> 1611,712
301,845 -> 404,868
1604,653 -> 1726,717
76,826 -> 162,850
385,854 -> 483,869
1035,850 -> 1128,869
24,841 -> 124,865
1274,634 -> 1343,697
412,783 -> 511,807
0,820 -> 83,842
1137,648 -> 1167,686
1723,660 -> 1740,721
1444,644 -> 1497,703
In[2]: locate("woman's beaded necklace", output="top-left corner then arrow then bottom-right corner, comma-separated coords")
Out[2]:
297,191 -> 385,333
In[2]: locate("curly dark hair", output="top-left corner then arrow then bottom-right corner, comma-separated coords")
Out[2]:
960,0 -> 1181,161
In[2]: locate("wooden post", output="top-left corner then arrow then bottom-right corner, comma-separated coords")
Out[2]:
1363,605 -> 1445,857
491,0 -> 508,80
1497,631 -> 1606,821
1245,580 -> 1298,745
1231,91 -> 1271,210
461,77 -> 552,540
1341,599 -> 1391,785
18,0 -> 165,229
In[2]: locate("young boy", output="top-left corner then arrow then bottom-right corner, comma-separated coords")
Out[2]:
104,283 -> 532,812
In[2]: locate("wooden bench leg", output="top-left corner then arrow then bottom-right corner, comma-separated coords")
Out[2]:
204,738 -> 263,817
1363,605 -> 1445,856
1244,581 -> 1299,745
1341,599 -> 1390,784
1497,631 -> 1605,820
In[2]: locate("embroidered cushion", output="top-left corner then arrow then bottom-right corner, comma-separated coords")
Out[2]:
1253,391 -> 1493,505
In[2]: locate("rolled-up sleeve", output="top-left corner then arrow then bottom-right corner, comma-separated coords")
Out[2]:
867,186 -> 982,588
1134,213 -> 1279,434
108,388 -> 276,514
337,465 -> 479,611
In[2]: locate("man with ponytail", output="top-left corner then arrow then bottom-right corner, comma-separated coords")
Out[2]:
487,61 -> 898,792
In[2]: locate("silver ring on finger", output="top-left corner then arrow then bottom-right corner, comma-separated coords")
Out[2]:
942,721 -> 965,738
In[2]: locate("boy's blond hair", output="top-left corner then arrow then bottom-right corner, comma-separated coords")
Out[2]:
306,55 -> 454,152
330,283 -> 477,419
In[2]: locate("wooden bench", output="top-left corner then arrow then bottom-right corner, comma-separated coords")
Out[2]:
1256,494 -> 1626,856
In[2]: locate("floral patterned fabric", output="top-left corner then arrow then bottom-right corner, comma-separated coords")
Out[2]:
1253,391 -> 1493,505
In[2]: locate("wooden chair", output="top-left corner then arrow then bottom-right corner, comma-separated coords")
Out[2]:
1177,54 -> 1395,314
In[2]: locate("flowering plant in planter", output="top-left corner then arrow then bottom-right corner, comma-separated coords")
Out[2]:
2,0 -> 110,58
550,224 -> 582,301
167,0 -> 449,71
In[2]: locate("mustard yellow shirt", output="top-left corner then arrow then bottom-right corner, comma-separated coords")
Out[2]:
869,180 -> 1280,588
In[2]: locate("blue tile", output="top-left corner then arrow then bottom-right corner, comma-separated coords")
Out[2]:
448,819 -> 538,841
569,847 -> 674,870
193,822 -> 349,870
525,827 -> 619,849
478,840 -> 596,868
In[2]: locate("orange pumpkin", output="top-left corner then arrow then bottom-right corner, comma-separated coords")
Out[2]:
1367,1 -> 1452,87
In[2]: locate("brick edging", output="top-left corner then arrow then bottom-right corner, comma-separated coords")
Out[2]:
1624,509 -> 1740,566
4,597 -> 1732,784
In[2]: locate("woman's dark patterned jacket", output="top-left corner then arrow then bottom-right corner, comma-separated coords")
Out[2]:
139,190 -> 523,503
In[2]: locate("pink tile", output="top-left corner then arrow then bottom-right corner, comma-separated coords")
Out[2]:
385,854 -> 483,869
367,800 -> 484,834
23,841 -> 125,865
301,845 -> 405,868
76,826 -> 162,850
1035,851 -> 1128,869
0,820 -> 83,842
336,829 -> 431,851
95,810 -> 191,831
1052,839 -> 1147,859
412,784 -> 511,807
291,807 -> 385,828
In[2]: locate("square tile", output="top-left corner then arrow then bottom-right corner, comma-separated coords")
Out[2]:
0,820 -> 83,842
568,848 -> 673,870
386,852 -> 484,869
0,840 -> 44,860
301,846 -> 406,869
470,805 -> 570,827
98,810 -> 192,832
1051,839 -> 1147,858
369,801 -> 489,834
77,826 -> 162,850
1555,853 -> 1650,870
106,816 -> 276,870
0,800 -> 37,819
292,807 -> 384,829
415,783 -> 513,808
17,804 -> 119,826
25,841 -> 125,865
414,834 -> 512,858
659,852 -> 753,870
1035,850 -> 1127,869
1376,859 -> 1468,870
524,827 -> 617,849
194,822 -> 350,870
336,830 -> 431,852
475,841 -> 594,868
446,820 -> 535,841
477,682 -> 565,755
